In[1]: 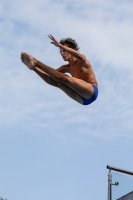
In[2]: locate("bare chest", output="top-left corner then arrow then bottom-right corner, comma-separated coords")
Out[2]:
65,61 -> 97,86
68,62 -> 89,80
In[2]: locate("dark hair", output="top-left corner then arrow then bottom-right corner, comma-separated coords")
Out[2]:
59,38 -> 80,51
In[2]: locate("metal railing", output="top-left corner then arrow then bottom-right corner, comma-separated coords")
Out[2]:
107,165 -> 133,200
107,165 -> 133,176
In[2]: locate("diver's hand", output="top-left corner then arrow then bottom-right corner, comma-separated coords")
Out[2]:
48,34 -> 61,47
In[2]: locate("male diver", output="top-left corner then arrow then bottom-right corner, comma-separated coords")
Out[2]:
21,34 -> 98,105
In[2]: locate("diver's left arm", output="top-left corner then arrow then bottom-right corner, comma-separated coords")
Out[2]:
48,34 -> 86,62
59,44 -> 86,62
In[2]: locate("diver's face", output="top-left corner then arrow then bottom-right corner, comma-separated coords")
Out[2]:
60,46 -> 71,61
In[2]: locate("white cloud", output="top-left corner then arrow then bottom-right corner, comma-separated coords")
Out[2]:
0,0 -> 133,141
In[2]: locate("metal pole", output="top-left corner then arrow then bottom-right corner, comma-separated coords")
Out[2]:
108,170 -> 112,200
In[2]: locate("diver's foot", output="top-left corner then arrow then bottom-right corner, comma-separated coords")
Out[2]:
21,52 -> 36,70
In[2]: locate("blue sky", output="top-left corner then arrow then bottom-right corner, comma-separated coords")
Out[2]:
0,0 -> 133,199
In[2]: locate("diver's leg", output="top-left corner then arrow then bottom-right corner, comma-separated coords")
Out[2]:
21,52 -> 94,98
34,68 -> 83,104
34,67 -> 58,87
58,82 -> 83,104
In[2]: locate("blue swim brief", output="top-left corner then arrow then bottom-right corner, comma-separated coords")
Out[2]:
82,84 -> 98,105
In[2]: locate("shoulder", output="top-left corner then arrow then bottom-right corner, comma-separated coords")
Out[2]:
80,54 -> 86,59
78,53 -> 90,65
77,54 -> 92,69
78,53 -> 88,62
